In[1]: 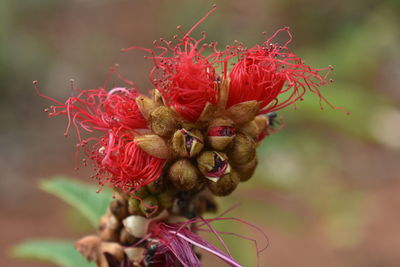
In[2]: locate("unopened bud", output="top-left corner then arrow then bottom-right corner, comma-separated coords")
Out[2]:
207,118 -> 236,150
157,191 -> 174,209
168,159 -> 201,191
207,170 -> 240,196
109,198 -> 128,220
226,100 -> 260,125
227,133 -> 256,164
127,197 -> 142,215
197,151 -> 231,182
235,156 -> 258,182
135,134 -> 170,159
119,227 -> 139,245
146,178 -> 164,195
135,95 -> 157,119
239,120 -> 259,140
124,247 -> 146,263
172,128 -> 204,157
100,242 -> 124,263
139,195 -> 161,217
75,235 -> 101,262
149,106 -> 176,137
123,215 -> 150,238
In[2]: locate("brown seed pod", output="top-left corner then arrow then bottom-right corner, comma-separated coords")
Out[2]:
149,106 -> 176,137
100,242 -> 125,263
227,133 -> 256,165
207,170 -> 240,196
207,118 -> 236,151
134,134 -> 171,159
197,151 -> 231,182
168,159 -> 201,191
98,213 -> 121,242
75,235 -> 101,262
172,128 -> 204,157
135,95 -> 157,119
235,156 -> 258,182
139,195 -> 161,217
226,100 -> 260,125
109,198 -> 128,221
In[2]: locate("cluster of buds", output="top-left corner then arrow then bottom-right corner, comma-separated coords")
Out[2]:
39,6 -> 336,267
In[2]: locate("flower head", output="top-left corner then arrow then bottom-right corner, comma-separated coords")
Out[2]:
226,27 -> 334,113
36,84 -> 166,192
123,7 -> 220,122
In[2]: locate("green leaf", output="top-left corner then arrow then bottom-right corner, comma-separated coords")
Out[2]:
39,177 -> 112,227
11,239 -> 94,267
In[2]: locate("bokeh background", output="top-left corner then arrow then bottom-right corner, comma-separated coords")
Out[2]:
1,0 -> 400,266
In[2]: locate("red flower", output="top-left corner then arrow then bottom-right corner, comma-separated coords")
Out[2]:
36,84 -> 166,192
90,130 -> 165,192
227,27 -> 334,113
123,7 -> 220,122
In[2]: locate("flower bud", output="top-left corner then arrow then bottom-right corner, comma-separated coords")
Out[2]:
149,106 -> 176,137
152,89 -> 164,106
135,95 -> 157,119
227,133 -> 256,164
124,247 -> 146,263
146,177 -> 164,195
133,186 -> 149,199
197,151 -> 231,182
75,235 -> 101,262
168,159 -> 201,191
172,128 -> 204,157
226,100 -> 260,125
207,118 -> 236,150
123,215 -> 150,238
127,197 -> 142,215
139,195 -> 161,217
239,120 -> 259,140
207,170 -> 240,196
119,227 -> 139,245
100,242 -> 124,263
98,214 -> 120,242
235,156 -> 258,182
135,134 -> 170,159
157,191 -> 174,209
109,197 -> 128,221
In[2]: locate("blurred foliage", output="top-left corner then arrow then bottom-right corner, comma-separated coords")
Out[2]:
3,0 -> 400,266
39,177 -> 112,227
12,177 -> 108,266
11,240 -> 93,267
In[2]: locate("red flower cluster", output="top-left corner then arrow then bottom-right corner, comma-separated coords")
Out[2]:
36,84 -> 165,192
226,27 -> 334,113
38,7 -> 336,194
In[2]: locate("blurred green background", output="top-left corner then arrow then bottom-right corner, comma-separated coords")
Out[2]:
1,0 -> 400,266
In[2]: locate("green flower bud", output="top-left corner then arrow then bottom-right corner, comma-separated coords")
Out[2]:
226,100 -> 260,125
139,195 -> 161,217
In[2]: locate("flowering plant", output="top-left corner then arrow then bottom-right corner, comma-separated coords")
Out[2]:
33,6 -> 336,267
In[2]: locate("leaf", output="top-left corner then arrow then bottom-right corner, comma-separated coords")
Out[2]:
39,176 -> 113,227
11,239 -> 94,267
